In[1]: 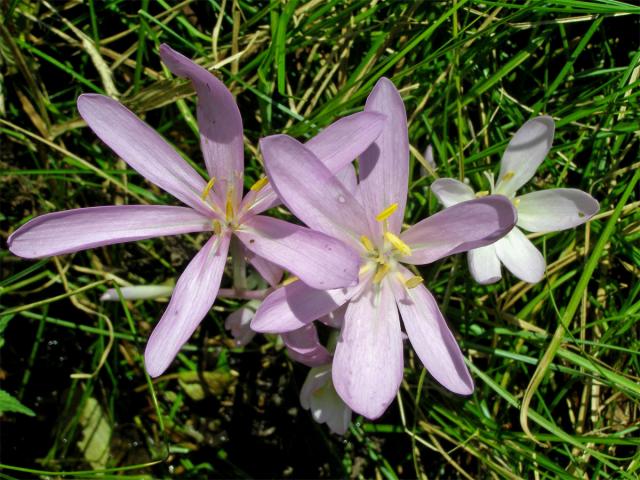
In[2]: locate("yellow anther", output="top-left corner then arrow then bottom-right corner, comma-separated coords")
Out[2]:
212,220 -> 222,235
225,188 -> 234,220
513,197 -> 521,208
360,235 -> 375,253
201,177 -> 217,200
475,190 -> 489,198
282,275 -> 299,286
373,264 -> 390,284
405,275 -> 423,289
384,232 -> 412,256
250,176 -> 269,192
502,171 -> 515,182
375,203 -> 398,222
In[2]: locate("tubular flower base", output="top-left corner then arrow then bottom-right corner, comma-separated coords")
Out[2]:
7,45 -> 389,377
431,116 -> 599,284
253,78 -> 518,419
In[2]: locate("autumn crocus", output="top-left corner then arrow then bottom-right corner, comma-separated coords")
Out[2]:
432,116 -> 599,284
252,78 -> 518,419
7,45 -> 384,377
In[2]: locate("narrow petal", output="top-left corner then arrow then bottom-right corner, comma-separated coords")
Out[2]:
144,234 -> 230,377
242,246 -> 284,287
516,188 -> 599,233
260,135 -> 370,243
495,116 -> 555,196
305,111 -> 386,174
237,215 -> 360,290
391,267 -> 473,395
100,285 -> 174,301
160,44 -> 244,205
77,95 -> 211,215
401,196 -> 516,265
319,304 -> 347,329
8,206 -> 211,259
282,324 -> 332,367
494,227 -> 545,283
332,281 -> 403,419
431,178 -> 476,207
467,245 -> 502,285
358,78 -> 409,235
251,280 -> 354,333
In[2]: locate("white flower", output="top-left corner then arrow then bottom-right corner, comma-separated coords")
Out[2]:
300,365 -> 352,435
432,116 -> 599,284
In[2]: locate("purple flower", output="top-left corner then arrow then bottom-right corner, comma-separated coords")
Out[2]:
7,45 -> 384,377
431,117 -> 599,284
251,78 -> 518,419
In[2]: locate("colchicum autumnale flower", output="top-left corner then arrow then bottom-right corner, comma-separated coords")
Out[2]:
252,78 -> 518,419
7,45 -> 385,377
431,116 -> 599,284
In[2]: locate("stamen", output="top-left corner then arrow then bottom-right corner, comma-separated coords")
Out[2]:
282,276 -> 299,286
404,275 -> 423,289
360,235 -> 375,253
384,232 -> 412,256
250,177 -> 269,192
212,220 -> 222,235
501,171 -> 515,182
201,177 -> 216,200
373,264 -> 390,284
225,188 -> 234,220
476,190 -> 489,198
375,203 -> 398,222
513,197 -> 521,208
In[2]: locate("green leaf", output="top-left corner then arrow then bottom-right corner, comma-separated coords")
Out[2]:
0,389 -> 35,417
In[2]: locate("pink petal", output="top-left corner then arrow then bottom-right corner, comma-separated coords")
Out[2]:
332,281 -> 403,419
224,301 -> 258,347
431,178 -> 476,207
260,135 -> 370,244
495,116 -> 555,196
251,281 -> 354,333
467,244 -> 502,285
160,45 -> 245,206
494,227 -> 546,283
144,233 -> 230,377
77,94 -> 212,216
237,215 -> 360,290
391,267 -> 474,395
305,111 -> 386,175
358,78 -> 409,236
401,196 -> 516,265
282,324 -> 332,367
516,188 -> 599,233
8,205 -> 211,259
243,248 -> 284,287
319,304 -> 347,329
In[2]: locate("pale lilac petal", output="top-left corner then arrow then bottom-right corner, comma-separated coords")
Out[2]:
401,196 -> 516,265
319,304 -> 347,329
145,234 -> 231,377
392,267 -> 473,395
431,178 -> 476,207
495,227 -> 545,283
424,144 -> 436,171
467,245 -> 502,285
358,78 -> 409,235
237,215 -> 359,290
300,365 -> 352,435
251,280 -> 354,333
516,188 -> 599,233
495,116 -> 555,196
243,247 -> 284,287
100,285 -> 174,301
332,281 -> 403,419
224,300 -> 259,347
77,95 -> 211,216
160,44 -> 244,205
305,111 -> 386,174
282,324 -> 332,367
260,135 -> 370,243
8,206 -> 211,259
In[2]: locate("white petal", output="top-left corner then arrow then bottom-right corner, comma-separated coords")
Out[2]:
467,245 -> 502,285
516,188 -> 600,233
431,178 -> 475,207
495,228 -> 545,283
